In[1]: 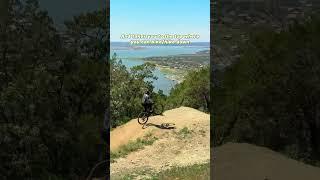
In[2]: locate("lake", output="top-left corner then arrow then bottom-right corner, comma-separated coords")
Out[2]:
111,42 -> 210,95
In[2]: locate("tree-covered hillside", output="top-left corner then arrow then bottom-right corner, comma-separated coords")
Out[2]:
213,17 -> 320,166
0,1 -> 108,179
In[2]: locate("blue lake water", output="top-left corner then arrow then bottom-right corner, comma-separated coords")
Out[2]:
111,43 -> 210,95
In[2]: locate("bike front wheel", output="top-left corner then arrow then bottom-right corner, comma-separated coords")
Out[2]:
138,112 -> 149,125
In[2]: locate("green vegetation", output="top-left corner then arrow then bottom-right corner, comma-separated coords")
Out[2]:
0,1 -> 107,179
157,66 -> 187,82
157,66 -> 176,75
166,67 -> 210,112
110,54 -> 165,127
144,51 -> 209,70
110,50 -> 210,179
175,127 -> 193,139
144,50 -> 209,82
111,55 -> 209,128
116,163 -> 210,180
0,0 -> 203,179
213,17 -> 320,166
154,163 -> 210,180
213,23 -> 246,50
110,133 -> 158,162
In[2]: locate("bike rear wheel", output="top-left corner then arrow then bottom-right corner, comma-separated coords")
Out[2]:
138,112 -> 149,124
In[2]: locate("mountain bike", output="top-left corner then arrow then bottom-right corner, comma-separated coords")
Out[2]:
137,103 -> 164,125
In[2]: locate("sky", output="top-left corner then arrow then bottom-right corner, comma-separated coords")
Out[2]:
111,0 -> 210,42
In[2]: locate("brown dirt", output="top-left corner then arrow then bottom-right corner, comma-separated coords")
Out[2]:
110,106 -> 210,178
110,107 -> 320,179
213,142 -> 320,180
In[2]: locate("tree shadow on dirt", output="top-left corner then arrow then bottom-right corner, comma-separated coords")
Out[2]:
142,123 -> 176,130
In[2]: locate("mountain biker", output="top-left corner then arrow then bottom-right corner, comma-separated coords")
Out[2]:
142,90 -> 153,113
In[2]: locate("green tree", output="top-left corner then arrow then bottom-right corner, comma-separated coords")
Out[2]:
110,53 -> 158,127
0,1 -> 108,179
167,67 -> 210,112
213,17 -> 320,165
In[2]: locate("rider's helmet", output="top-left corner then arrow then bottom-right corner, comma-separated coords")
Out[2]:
146,90 -> 150,95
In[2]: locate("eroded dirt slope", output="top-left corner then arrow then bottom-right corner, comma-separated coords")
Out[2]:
110,107 -> 210,178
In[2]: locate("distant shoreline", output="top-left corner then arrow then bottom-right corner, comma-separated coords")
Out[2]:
110,41 -> 210,49
144,49 -> 209,83
112,47 -> 209,85
155,65 -> 185,84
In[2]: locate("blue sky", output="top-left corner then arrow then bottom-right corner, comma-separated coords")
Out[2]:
111,0 -> 210,42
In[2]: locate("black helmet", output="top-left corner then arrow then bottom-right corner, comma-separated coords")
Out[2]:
146,90 -> 150,95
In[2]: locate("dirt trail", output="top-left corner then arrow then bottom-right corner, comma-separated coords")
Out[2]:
110,107 -> 210,177
213,143 -> 320,180
110,107 -> 320,179
110,106 -> 209,151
